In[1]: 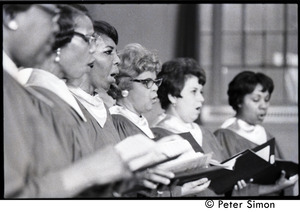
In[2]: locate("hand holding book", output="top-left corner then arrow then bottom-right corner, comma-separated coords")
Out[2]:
115,134 -> 192,171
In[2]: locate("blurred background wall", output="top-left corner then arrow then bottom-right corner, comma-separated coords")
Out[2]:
85,4 -> 298,163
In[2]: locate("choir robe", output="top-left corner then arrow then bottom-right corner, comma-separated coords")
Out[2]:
3,51 -> 82,198
110,110 -> 178,197
108,113 -> 153,197
110,105 -> 155,140
73,100 -> 123,197
79,102 -> 121,147
151,114 -> 227,197
29,85 -> 94,160
16,68 -> 129,197
214,128 -> 283,160
111,110 -> 224,197
4,71 -> 75,198
214,119 -> 286,196
152,126 -> 226,162
69,88 -> 151,197
111,114 -> 150,140
151,127 -> 225,197
69,87 -> 121,149
29,88 -> 129,198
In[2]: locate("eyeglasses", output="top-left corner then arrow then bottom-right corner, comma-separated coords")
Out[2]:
130,78 -> 163,89
35,4 -> 61,23
74,31 -> 97,47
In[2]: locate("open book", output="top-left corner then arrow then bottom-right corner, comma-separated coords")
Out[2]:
155,151 -> 212,173
206,138 -> 298,194
167,138 -> 298,194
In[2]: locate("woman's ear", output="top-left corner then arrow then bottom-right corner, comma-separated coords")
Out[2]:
168,94 -> 177,105
3,9 -> 19,30
237,99 -> 243,109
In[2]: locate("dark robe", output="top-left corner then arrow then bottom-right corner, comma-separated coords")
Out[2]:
74,102 -> 123,198
4,71 -> 71,198
214,128 -> 286,196
78,102 -> 121,149
112,112 -> 224,196
30,86 -> 94,161
151,126 -> 226,197
29,86 -> 131,198
214,128 -> 283,159
4,66 -> 130,198
111,114 -> 149,140
153,126 -> 227,162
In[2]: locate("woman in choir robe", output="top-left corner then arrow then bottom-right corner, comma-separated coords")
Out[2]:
16,5 -> 134,198
108,47 -> 211,197
152,58 -> 225,159
151,57 -> 233,196
68,21 -> 176,196
108,43 -> 161,140
68,20 -> 121,150
214,71 -> 298,196
3,4 -> 66,198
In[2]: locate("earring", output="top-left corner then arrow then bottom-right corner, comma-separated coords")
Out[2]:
121,90 -> 129,98
54,48 -> 61,62
8,20 -> 18,30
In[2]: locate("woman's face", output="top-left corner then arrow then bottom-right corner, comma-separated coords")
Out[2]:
127,71 -> 159,115
173,75 -> 204,123
90,34 -> 120,91
12,5 -> 60,67
60,14 -> 96,81
238,83 -> 271,125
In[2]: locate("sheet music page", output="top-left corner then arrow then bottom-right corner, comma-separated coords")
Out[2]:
222,155 -> 242,170
255,146 -> 270,162
155,152 -> 212,173
156,139 -> 194,158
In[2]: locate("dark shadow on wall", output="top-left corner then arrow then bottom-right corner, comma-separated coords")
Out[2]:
174,4 -> 203,126
174,4 -> 199,60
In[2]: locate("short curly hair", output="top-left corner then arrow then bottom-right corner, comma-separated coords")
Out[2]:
228,71 -> 274,112
157,57 -> 206,110
108,43 -> 161,99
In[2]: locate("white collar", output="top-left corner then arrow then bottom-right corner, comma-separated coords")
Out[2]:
18,68 -> 87,122
109,105 -> 155,139
154,113 -> 203,146
221,117 -> 267,145
69,87 -> 107,127
3,51 -> 19,81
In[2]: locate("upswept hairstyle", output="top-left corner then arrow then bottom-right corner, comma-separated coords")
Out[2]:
108,43 -> 161,99
157,57 -> 206,110
52,4 -> 91,50
227,71 -> 274,112
93,20 -> 118,45
3,4 -> 32,16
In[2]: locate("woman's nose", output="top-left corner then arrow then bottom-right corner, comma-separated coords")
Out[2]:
114,53 -> 120,65
152,83 -> 158,91
52,22 -> 60,35
89,42 -> 97,54
197,92 -> 205,103
260,100 -> 269,109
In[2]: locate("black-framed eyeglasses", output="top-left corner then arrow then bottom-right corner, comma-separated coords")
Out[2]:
74,31 -> 97,46
35,4 -> 61,23
130,78 -> 163,89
